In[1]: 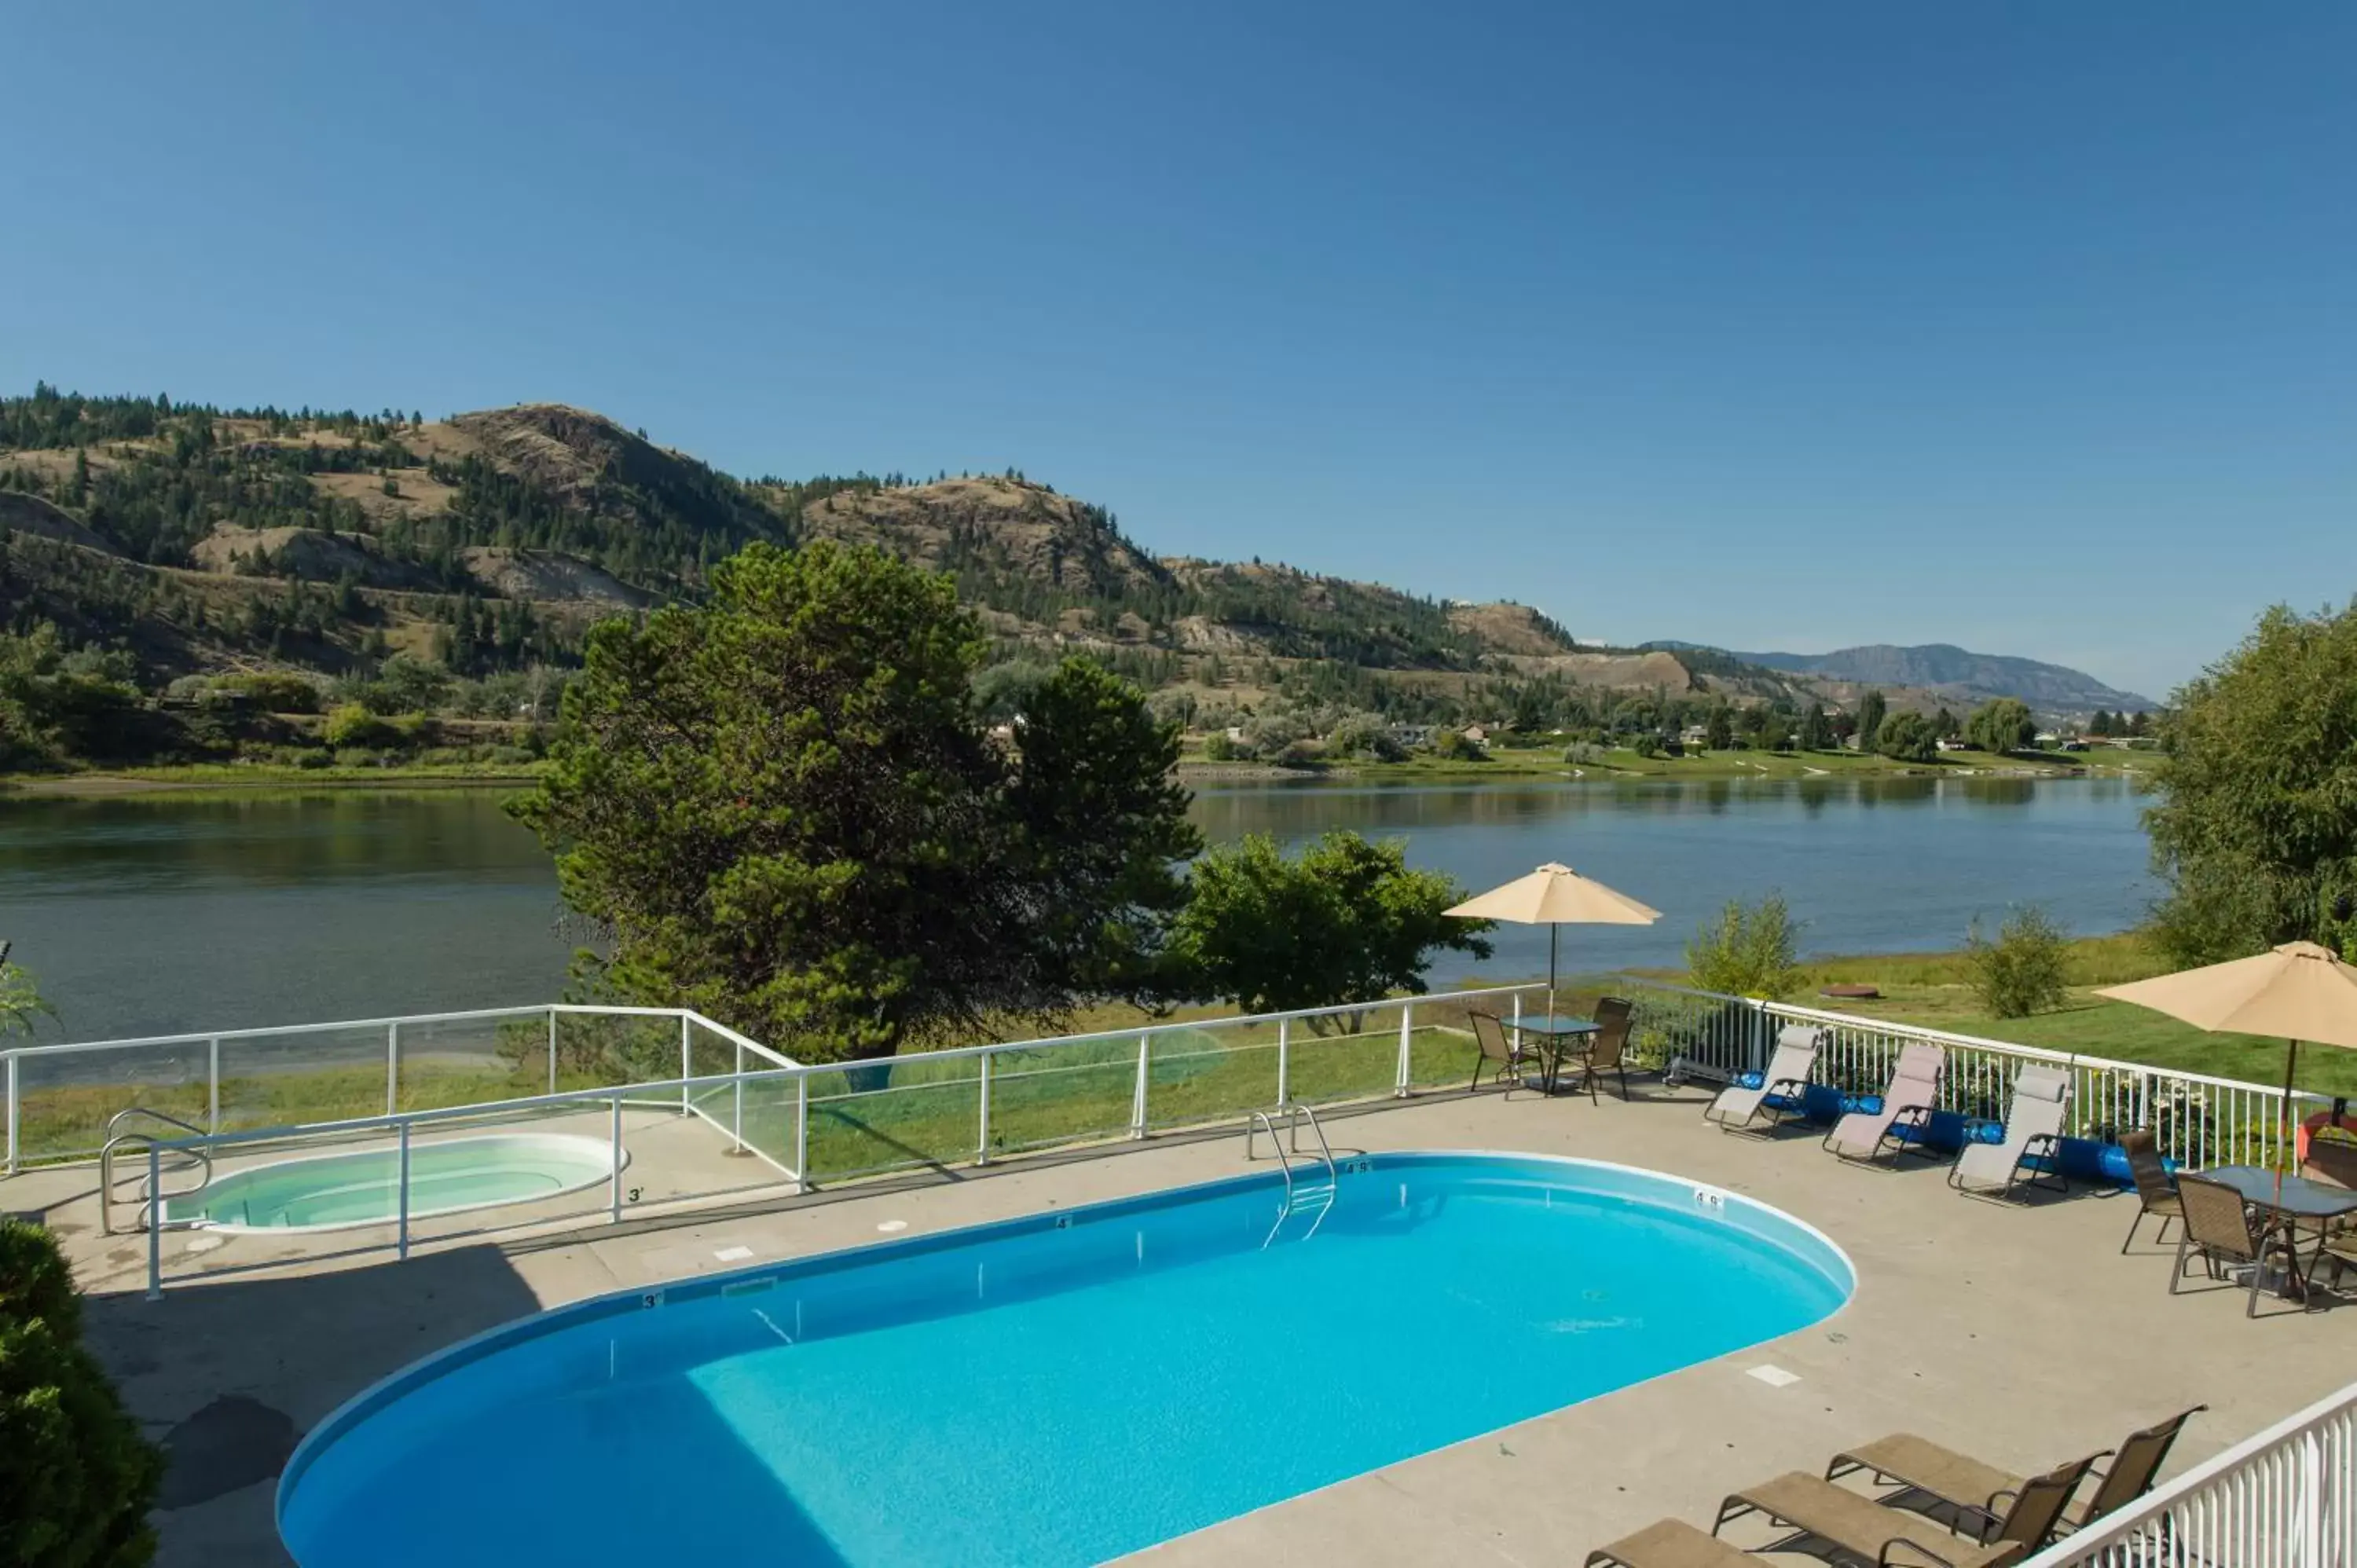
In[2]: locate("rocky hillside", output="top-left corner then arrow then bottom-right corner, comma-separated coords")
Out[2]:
0,387 -> 1602,691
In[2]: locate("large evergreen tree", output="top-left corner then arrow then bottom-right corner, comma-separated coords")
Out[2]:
511,541 -> 1200,1060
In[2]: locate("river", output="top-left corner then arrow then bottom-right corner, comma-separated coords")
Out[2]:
0,776 -> 2155,1042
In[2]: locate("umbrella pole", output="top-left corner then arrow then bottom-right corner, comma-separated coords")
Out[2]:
2274,1039 -> 2300,1203
1549,926 -> 1559,1019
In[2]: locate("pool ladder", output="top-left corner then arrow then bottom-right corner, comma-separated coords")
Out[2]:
99,1107 -> 213,1236
1246,1102 -> 1337,1246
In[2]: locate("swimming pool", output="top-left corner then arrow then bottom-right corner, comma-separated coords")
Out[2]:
278,1152 -> 1851,1567
165,1133 -> 621,1232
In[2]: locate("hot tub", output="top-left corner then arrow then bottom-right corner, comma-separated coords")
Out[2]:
163,1132 -> 623,1233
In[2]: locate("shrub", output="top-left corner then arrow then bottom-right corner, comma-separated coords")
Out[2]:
218,672 -> 321,714
292,748 -> 333,770
1428,727 -> 1485,761
321,702 -> 396,749
1200,731 -> 1237,762
1875,711 -> 1938,764
1967,905 -> 2070,1017
0,1220 -> 162,1568
1685,892 -> 1804,998
1966,697 -> 2037,756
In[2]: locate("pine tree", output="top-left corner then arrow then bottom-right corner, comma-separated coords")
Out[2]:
1798,702 -> 1831,750
1857,689 -> 1886,753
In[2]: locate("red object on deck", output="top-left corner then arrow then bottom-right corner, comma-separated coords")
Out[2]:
2297,1109 -> 2357,1166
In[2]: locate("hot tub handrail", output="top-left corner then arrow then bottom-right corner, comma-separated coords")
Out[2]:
100,1106 -> 213,1236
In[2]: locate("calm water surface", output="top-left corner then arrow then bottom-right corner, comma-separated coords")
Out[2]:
0,777 -> 2155,1041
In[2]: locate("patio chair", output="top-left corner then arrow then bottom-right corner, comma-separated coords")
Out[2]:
1556,995 -> 1634,1104
2171,1174 -> 2304,1318
2307,1229 -> 2357,1293
2117,1130 -> 2183,1253
1827,1405 -> 2205,1541
1466,1010 -> 1538,1097
1705,1025 -> 1824,1134
1823,1042 -> 1945,1164
1948,1064 -> 2072,1200
1714,1453 -> 2098,1568
1586,1519 -> 1761,1568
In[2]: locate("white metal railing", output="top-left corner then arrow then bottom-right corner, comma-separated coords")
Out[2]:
2018,1378 -> 2357,1568
3,981 -> 1552,1295
1619,979 -> 2331,1171
134,1063 -> 810,1299
1,1002 -> 790,1174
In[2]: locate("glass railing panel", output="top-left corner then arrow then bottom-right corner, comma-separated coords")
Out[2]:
1285,1002 -> 1406,1107
215,1024 -> 396,1133
1141,1021 -> 1280,1129
16,1041 -> 211,1163
801,1059 -> 983,1182
985,1037 -> 1138,1155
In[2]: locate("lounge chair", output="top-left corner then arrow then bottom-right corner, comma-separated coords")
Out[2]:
1587,1519 -> 1761,1568
1714,1453 -> 2098,1568
2117,1130 -> 2182,1253
1824,1042 -> 1945,1163
1705,1025 -> 1824,1133
1467,1010 -> 1539,1097
1827,1405 -> 2205,1541
2172,1173 -> 2304,1317
1556,995 -> 1634,1103
1948,1065 -> 2071,1200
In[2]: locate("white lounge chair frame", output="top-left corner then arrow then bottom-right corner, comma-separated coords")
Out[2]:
1704,1026 -> 1824,1134
1948,1063 -> 2072,1200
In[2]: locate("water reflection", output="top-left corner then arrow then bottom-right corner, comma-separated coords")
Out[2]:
1190,775 -> 2153,986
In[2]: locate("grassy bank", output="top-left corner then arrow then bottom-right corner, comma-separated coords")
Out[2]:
0,761 -> 546,797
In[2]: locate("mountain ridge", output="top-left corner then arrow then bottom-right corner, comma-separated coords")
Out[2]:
1701,642 -> 2154,713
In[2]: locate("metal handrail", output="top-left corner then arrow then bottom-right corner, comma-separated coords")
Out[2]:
1245,1111 -> 1296,1198
100,1107 -> 213,1236
1288,1101 -> 1336,1186
1244,1102 -> 1339,1196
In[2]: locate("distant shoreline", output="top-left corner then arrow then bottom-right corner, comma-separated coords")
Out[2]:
6,746 -> 2140,800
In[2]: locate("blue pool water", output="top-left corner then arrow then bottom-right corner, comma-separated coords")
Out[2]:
279,1153 -> 1851,1567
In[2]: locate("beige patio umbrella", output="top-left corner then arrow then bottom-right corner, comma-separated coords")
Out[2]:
2098,940 -> 2357,1200
1445,863 -> 1661,1013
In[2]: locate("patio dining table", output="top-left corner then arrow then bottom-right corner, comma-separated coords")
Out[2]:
1508,1013 -> 1600,1096
2199,1164 -> 2357,1300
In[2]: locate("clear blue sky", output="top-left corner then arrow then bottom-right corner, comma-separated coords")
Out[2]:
6,3 -> 2351,701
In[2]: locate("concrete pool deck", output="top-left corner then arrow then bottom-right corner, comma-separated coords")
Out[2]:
8,1077 -> 2351,1567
